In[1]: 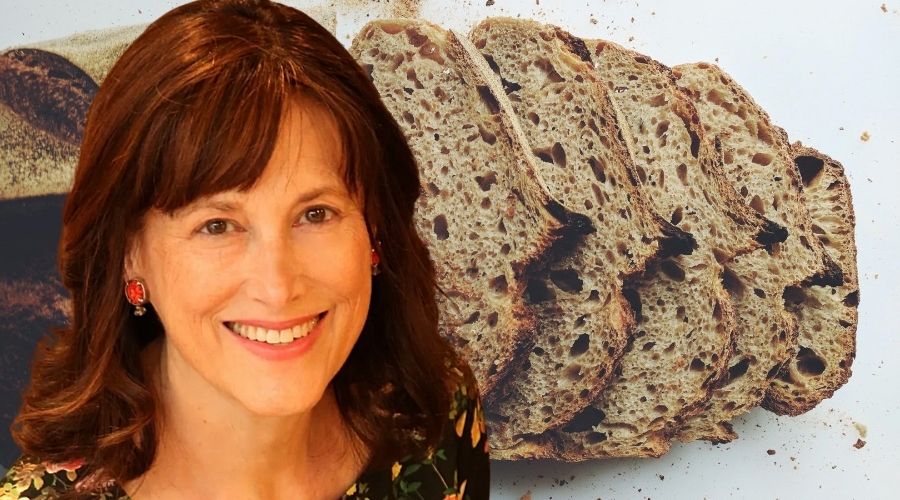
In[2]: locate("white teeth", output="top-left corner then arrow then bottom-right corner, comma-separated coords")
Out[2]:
227,317 -> 319,345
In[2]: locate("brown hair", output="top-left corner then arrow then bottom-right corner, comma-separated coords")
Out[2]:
12,0 -> 465,491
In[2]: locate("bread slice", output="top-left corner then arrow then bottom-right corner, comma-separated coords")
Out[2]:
466,18 -> 695,455
672,63 -> 841,287
763,144 -> 858,415
527,39 -> 786,459
671,63 -> 843,443
349,19 -> 591,396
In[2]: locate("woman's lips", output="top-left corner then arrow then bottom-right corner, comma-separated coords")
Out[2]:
224,312 -> 326,361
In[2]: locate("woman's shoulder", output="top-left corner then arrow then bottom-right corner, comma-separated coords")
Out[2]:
1,456 -> 126,500
343,361 -> 490,500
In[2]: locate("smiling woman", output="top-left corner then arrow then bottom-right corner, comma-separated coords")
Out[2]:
1,1 -> 488,499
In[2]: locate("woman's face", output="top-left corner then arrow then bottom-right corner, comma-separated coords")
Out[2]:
126,100 -> 372,416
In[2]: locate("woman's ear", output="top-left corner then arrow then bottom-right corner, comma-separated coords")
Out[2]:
123,233 -> 144,281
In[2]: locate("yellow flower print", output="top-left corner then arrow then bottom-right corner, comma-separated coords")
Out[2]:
8,461 -> 46,492
345,483 -> 357,496
391,461 -> 402,480
455,409 -> 467,438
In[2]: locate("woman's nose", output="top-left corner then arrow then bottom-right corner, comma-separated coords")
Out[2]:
244,231 -> 305,307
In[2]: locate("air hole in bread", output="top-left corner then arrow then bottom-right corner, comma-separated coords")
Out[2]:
551,142 -> 567,167
569,333 -> 590,357
796,347 -> 826,376
676,163 -> 688,184
614,85 -> 628,93
477,124 -> 497,145
653,404 -> 668,414
525,278 -> 555,304
476,85 -> 501,114
463,311 -> 480,325
843,291 -> 860,307
565,364 -> 584,381
766,362 -> 784,380
501,77 -> 522,94
534,58 -> 565,84
622,288 -> 642,322
405,68 -> 424,89
563,406 -> 606,432
690,358 -> 706,371
688,129 -> 700,157
838,319 -> 852,328
724,358 -> 751,385
432,215 -> 449,240
670,207 -> 683,225
705,88 -> 736,113
655,119 -> 670,138
753,288 -> 767,299
480,198 -> 491,209
641,341 -> 655,351
663,342 -> 676,353
533,147 -> 554,164
586,156 -> 607,183
481,53 -> 501,74
585,432 -> 607,444
588,289 -> 601,301
648,93 -> 666,107
389,53 -> 404,71
799,235 -> 811,249
752,152 -> 773,166
549,268 -> 583,293
794,155 -> 826,188
474,171 -> 497,192
486,312 -> 498,328
500,243 -> 511,255
489,275 -> 509,294
497,220 -> 507,234
660,259 -> 686,282
749,195 -> 765,215
401,110 -> 415,124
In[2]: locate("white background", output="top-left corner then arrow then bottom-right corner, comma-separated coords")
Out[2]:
2,1 -> 898,498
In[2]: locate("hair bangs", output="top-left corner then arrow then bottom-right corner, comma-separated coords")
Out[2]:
147,56 -> 293,214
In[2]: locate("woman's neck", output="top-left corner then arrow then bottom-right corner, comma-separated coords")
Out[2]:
124,339 -> 366,500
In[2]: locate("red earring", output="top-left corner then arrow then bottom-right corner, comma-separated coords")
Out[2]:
371,248 -> 381,276
125,278 -> 148,316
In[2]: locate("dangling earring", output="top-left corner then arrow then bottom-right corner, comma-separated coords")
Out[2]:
371,248 -> 381,276
125,278 -> 148,316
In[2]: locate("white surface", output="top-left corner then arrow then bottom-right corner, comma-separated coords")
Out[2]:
2,1 -> 898,498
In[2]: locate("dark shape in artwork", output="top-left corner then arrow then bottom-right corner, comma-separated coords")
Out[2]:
0,48 -> 98,145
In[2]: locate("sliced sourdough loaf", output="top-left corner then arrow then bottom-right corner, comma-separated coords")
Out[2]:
763,144 -> 859,415
467,18 -> 695,456
538,39 -> 785,459
350,19 -> 591,396
672,63 -> 843,443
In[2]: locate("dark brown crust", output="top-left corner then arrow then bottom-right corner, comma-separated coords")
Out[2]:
551,26 -> 591,63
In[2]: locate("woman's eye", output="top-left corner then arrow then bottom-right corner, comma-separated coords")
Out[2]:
302,207 -> 334,224
200,219 -> 233,235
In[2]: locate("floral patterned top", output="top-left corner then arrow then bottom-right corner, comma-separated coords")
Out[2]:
1,378 -> 490,500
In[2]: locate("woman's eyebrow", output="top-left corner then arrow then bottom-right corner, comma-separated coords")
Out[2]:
183,184 -> 348,215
